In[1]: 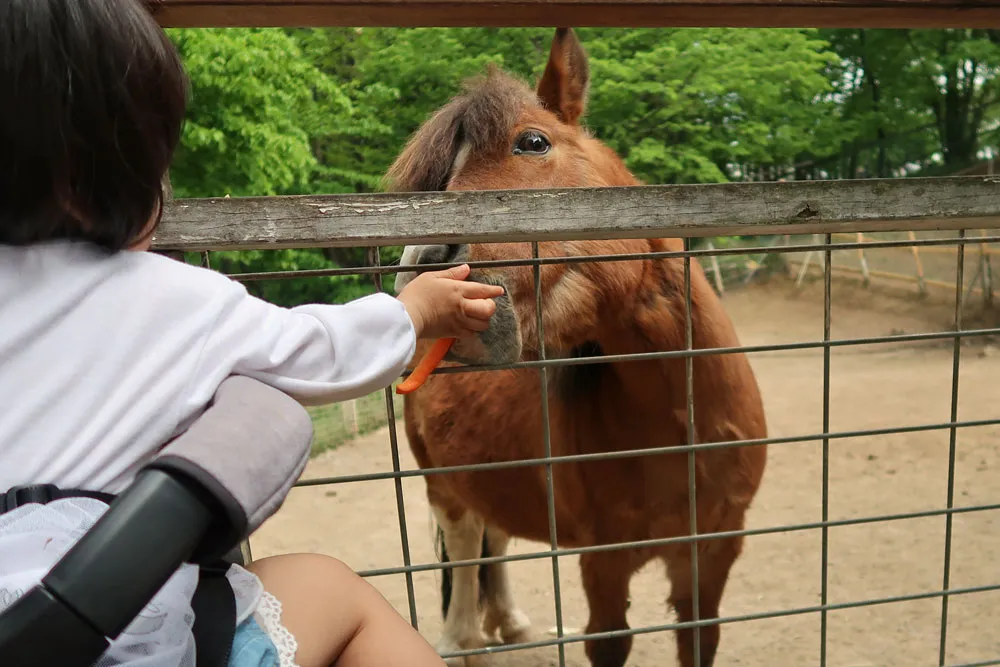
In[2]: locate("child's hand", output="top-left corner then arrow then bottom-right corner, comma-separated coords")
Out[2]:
397,264 -> 505,340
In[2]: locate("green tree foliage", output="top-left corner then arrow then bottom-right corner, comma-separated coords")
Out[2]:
580,28 -> 839,184
290,28 -> 554,193
814,29 -> 1000,178
167,28 -> 351,198
167,28 -> 390,302
165,28 -> 1000,306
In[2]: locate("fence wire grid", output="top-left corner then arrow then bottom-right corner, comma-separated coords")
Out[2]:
196,224 -> 1000,667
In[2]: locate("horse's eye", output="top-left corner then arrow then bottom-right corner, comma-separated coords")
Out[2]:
513,131 -> 551,156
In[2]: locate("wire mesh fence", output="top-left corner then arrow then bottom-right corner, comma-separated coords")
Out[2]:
785,231 -> 997,308
179,222 -> 1000,667
306,393 -> 403,457
692,231 -> 997,318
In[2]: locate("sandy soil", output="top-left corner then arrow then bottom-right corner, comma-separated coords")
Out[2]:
251,276 -> 1000,667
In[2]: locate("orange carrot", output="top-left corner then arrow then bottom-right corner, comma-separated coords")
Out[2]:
395,337 -> 456,394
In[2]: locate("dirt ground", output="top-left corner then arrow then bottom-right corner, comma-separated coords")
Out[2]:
251,275 -> 1000,667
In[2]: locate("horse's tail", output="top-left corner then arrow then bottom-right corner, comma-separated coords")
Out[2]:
437,524 -> 491,618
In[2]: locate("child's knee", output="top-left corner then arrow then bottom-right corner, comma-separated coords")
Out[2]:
297,553 -> 363,591
253,552 -> 360,591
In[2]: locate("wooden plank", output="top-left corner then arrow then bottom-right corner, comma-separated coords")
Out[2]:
150,0 -> 1000,29
153,176 -> 1000,251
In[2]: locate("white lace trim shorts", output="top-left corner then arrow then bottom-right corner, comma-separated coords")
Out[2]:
236,591 -> 300,667
0,497 -> 300,667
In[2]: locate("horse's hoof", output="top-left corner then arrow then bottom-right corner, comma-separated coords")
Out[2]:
483,608 -> 534,645
585,635 -> 632,667
499,610 -> 534,645
438,637 -> 488,667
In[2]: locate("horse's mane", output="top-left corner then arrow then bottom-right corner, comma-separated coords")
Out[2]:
384,66 -> 540,193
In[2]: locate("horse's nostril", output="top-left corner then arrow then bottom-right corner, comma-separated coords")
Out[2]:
418,244 -> 467,266
417,245 -> 447,265
444,244 -> 463,263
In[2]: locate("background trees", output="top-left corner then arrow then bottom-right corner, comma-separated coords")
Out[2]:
165,27 -> 1000,304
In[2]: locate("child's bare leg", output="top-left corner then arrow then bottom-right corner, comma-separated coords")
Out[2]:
247,553 -> 445,667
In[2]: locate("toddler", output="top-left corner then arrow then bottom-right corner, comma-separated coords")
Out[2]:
0,1 -> 502,665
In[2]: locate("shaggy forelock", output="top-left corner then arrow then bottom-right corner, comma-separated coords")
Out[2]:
458,67 -> 539,156
385,67 -> 540,193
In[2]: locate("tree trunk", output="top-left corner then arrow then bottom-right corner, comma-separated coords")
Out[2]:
858,30 -> 888,178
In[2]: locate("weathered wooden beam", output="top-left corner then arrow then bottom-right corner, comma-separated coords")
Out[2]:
153,177 -> 1000,251
150,0 -> 1000,29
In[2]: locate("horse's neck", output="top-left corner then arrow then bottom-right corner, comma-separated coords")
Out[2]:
596,275 -> 741,414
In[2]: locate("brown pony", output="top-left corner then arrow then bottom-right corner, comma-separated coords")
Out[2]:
388,28 -> 767,667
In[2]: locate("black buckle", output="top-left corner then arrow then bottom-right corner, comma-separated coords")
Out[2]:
1,484 -> 60,514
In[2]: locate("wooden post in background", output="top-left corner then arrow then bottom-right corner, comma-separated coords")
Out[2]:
344,399 -> 360,435
980,229 -> 994,309
908,231 -> 928,295
856,232 -> 871,287
704,240 -> 725,295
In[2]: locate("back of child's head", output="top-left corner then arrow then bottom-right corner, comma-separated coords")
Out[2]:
0,0 -> 188,251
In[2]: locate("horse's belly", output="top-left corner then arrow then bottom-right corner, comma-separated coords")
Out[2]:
407,371 -> 746,549
409,371 -> 594,546
447,454 -> 688,548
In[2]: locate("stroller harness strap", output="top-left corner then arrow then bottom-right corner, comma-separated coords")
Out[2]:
0,483 -> 237,667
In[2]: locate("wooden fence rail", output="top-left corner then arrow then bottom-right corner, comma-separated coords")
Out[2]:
150,0 -> 1000,29
154,176 -> 1000,251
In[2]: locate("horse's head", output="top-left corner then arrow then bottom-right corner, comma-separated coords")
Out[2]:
390,28 -> 651,364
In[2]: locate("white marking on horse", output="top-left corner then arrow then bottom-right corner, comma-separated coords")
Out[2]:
448,141 -> 473,188
433,507 -> 488,667
480,525 -> 533,646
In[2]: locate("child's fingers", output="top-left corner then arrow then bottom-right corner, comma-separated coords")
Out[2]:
459,281 -> 505,299
415,264 -> 471,283
457,298 -> 495,333
437,264 -> 471,280
461,297 -> 497,321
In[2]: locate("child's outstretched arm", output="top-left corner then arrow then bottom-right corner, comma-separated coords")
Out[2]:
171,259 -> 502,410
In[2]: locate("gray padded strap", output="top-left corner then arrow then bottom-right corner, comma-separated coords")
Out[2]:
146,376 -> 313,560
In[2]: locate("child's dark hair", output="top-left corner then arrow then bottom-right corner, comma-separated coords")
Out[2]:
0,0 -> 188,251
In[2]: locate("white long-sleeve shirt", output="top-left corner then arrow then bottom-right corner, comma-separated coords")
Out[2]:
0,240 -> 417,494
0,239 -> 417,666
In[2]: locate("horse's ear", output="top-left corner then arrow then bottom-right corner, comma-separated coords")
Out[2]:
384,100 -> 466,192
536,28 -> 589,126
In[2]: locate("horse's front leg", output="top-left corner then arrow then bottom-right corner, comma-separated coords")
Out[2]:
480,524 -> 533,646
434,504 -> 488,667
580,551 -> 635,667
664,533 -> 743,667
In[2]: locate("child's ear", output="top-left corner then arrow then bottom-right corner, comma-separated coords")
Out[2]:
536,28 -> 590,126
